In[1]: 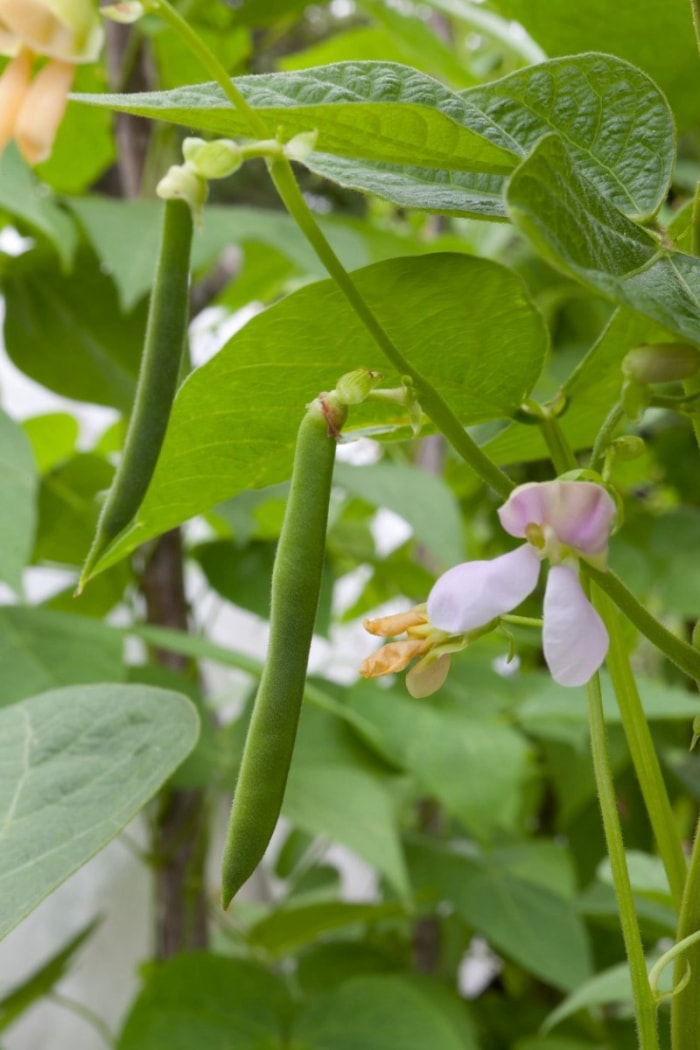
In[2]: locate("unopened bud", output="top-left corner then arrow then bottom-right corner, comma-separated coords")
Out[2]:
334,369 -> 382,406
183,136 -> 243,179
621,379 -> 651,423
101,2 -> 144,23
622,343 -> 700,385
610,435 -> 645,461
283,130 -> 318,162
156,163 -> 207,221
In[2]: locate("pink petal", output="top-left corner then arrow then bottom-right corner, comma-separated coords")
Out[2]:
542,565 -> 609,687
427,544 -> 541,634
499,480 -> 616,559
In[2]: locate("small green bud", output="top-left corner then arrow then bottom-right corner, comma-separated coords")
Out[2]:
183,136 -> 243,179
621,378 -> 651,423
622,343 -> 700,384
156,163 -> 208,222
100,1 -> 144,23
334,368 -> 383,406
610,435 -> 645,461
283,130 -> 318,162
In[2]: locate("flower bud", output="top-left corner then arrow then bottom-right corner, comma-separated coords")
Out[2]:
156,163 -> 208,221
100,2 -> 144,24
182,136 -> 243,179
621,378 -> 651,423
283,129 -> 318,162
622,343 -> 700,385
334,368 -> 382,406
610,435 -> 645,461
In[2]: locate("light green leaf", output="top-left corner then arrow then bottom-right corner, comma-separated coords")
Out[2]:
0,410 -> 37,595
334,462 -> 464,568
347,683 -> 530,842
0,606 -> 125,707
3,249 -> 145,413
23,413 -> 79,475
0,145 -> 77,269
507,134 -> 700,345
74,62 -> 517,175
408,838 -> 592,991
116,953 -> 290,1049
597,850 -> 671,906
543,961 -> 633,1031
247,900 -> 408,957
88,253 -> 546,574
284,766 -> 408,899
494,0 -> 700,133
0,684 -> 199,939
295,975 -> 478,1050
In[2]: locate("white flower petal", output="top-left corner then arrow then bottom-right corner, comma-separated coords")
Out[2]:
543,565 -> 609,687
499,480 -> 616,560
427,544 -> 541,634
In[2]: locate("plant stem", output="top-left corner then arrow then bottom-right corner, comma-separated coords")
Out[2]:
671,817 -> 700,1048
50,994 -> 114,1047
593,585 -> 686,911
586,672 -> 659,1050
590,401 -> 624,473
537,409 -> 578,472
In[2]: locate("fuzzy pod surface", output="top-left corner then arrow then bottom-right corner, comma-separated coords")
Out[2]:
80,197 -> 193,587
221,395 -> 346,906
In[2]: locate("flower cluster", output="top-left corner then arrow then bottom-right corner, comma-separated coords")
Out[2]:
361,480 -> 616,694
0,0 -> 103,165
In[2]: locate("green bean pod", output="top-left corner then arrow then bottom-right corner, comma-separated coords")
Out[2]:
79,197 -> 194,589
221,393 -> 346,906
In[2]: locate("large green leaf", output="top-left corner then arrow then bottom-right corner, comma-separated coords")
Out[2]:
0,606 -> 125,707
493,0 -> 700,132
407,838 -> 592,991
295,975 -> 479,1050
0,684 -> 198,939
117,954 -> 290,1049
347,682 -> 531,842
89,253 -> 546,574
507,134 -> 700,345
3,248 -> 145,412
0,410 -> 37,596
305,52 -> 673,217
74,62 -> 517,175
247,900 -> 408,957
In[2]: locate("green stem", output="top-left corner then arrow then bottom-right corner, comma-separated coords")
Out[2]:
590,401 -> 625,473
50,994 -> 114,1047
143,0 -> 268,137
671,817 -> 700,1048
585,565 -> 700,683
266,157 -> 513,497
537,410 -> 578,472
586,671 -> 659,1050
594,586 -> 686,911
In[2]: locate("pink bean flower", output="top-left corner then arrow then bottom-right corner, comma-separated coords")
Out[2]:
428,480 -> 616,687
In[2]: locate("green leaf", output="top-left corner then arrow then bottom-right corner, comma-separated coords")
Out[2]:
0,409 -> 37,595
0,684 -> 198,939
542,961 -> 633,1031
507,134 -> 700,345
463,54 -> 673,220
90,253 -> 546,573
407,838 -> 592,991
35,453 -> 114,567
247,900 -> 408,957
3,248 -> 145,412
0,145 -> 77,269
0,606 -> 126,707
305,52 -> 672,218
0,920 -> 97,1032
295,975 -> 479,1050
116,953 -> 290,1049
334,462 -> 465,568
23,413 -> 79,475
347,682 -> 531,842
493,0 -> 700,133
75,62 -> 517,175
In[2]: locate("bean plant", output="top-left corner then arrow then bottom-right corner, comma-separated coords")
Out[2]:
0,1 -> 699,1048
